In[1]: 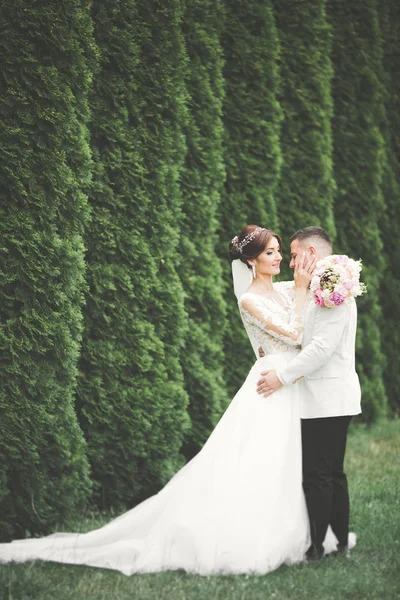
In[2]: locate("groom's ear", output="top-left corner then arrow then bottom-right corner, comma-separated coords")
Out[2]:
308,245 -> 317,255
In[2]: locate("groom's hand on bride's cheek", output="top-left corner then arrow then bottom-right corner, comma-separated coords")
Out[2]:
256,370 -> 283,397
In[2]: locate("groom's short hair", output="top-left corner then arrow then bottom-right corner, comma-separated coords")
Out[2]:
291,226 -> 332,248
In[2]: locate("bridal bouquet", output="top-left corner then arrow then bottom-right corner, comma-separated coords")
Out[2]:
310,255 -> 367,308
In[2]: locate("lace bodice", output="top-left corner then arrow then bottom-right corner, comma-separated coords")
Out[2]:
238,281 -> 305,356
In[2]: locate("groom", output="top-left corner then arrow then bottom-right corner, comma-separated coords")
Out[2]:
257,226 -> 361,560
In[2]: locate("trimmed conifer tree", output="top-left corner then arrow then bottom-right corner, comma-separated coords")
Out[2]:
0,1 -> 95,540
219,0 -> 282,394
179,0 -> 229,458
77,0 -> 190,509
272,0 -> 336,259
378,0 -> 400,416
327,0 -> 388,421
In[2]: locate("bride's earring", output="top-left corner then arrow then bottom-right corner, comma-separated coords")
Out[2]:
252,265 -> 256,279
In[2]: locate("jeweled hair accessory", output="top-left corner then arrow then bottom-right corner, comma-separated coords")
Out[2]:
231,227 -> 265,254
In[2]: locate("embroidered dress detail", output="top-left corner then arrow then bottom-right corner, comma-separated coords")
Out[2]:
238,282 -> 307,355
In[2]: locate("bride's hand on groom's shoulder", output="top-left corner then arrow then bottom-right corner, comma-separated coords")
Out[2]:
257,370 -> 283,398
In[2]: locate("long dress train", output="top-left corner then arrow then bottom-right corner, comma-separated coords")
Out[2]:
0,283 -> 352,575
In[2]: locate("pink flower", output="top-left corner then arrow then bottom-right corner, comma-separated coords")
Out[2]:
336,284 -> 349,297
314,288 -> 325,306
330,291 -> 346,306
342,278 -> 353,290
334,254 -> 349,264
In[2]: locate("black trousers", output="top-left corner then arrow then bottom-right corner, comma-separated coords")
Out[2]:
301,415 -> 352,552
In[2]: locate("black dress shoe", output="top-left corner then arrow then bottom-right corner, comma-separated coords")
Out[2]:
330,543 -> 349,557
305,544 -> 324,561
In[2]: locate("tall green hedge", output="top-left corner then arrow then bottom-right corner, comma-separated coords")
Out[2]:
0,0 -> 95,540
76,0 -> 190,509
272,0 -> 336,259
179,0 -> 229,459
378,1 -> 400,416
219,0 -> 282,394
127,0 -> 191,496
328,0 -> 388,421
0,2 -> 399,538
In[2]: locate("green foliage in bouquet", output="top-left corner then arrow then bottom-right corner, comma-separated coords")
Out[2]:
0,0 -> 96,540
378,0 -> 400,416
219,0 -> 281,395
327,0 -> 388,421
179,0 -> 229,458
272,0 -> 336,265
76,0 -> 190,510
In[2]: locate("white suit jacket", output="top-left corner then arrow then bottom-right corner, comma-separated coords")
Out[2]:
277,299 -> 362,419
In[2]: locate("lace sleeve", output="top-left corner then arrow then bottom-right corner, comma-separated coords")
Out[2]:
239,294 -> 303,346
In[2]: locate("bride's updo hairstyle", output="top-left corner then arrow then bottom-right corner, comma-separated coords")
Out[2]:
229,225 -> 282,269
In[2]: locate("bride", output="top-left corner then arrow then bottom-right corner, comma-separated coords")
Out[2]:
0,225 -> 345,575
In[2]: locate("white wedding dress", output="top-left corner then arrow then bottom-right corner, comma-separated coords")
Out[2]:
0,282 -> 349,575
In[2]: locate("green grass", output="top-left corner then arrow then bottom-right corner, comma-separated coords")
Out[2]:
1,420 -> 400,600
